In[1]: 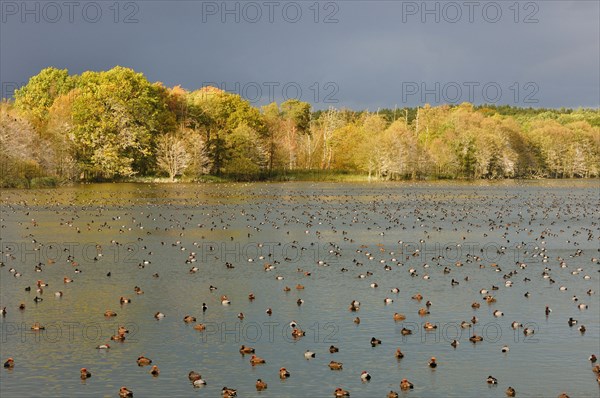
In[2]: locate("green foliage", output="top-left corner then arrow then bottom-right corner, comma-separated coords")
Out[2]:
3,67 -> 599,185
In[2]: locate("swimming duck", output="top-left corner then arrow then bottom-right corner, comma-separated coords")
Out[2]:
590,354 -> 597,363
333,387 -> 350,396
137,356 -> 152,366
240,345 -> 255,354
120,297 -> 131,304
387,391 -> 399,398
154,312 -> 165,320
188,371 -> 201,381
470,334 -> 483,343
451,340 -> 459,348
111,332 -> 126,341
428,357 -> 437,368
493,310 -> 504,317
391,287 -> 400,293
305,350 -> 316,359
401,328 -> 412,335
354,317 -> 361,324
237,313 -> 244,320
119,386 -> 133,397
400,379 -> 414,390
412,293 -> 423,301
4,358 -> 14,368
578,325 -> 586,333
395,348 -> 404,358
193,323 -> 206,331
371,337 -> 382,346
193,376 -> 207,387
329,361 -> 343,370
360,371 -> 371,381
150,365 -> 159,376
291,328 -> 305,338
221,295 -> 231,305
248,293 -> 255,300
424,322 -> 437,330
222,387 -> 237,397
461,321 -> 471,329
96,344 -> 110,349
523,328 -> 534,336
104,310 -> 117,317
384,298 -> 393,304
393,313 -> 406,321
418,308 -> 430,316
329,345 -> 339,353
545,306 -> 552,315
568,317 -> 577,326
472,302 -> 481,309
184,315 -> 196,323
506,386 -> 516,396
250,355 -> 266,365
279,367 -> 290,379
202,303 -> 208,312
30,322 -> 45,331
502,345 -> 509,352
487,375 -> 498,384
255,379 -> 267,390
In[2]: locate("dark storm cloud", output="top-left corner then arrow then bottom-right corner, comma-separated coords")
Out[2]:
1,0 -> 598,109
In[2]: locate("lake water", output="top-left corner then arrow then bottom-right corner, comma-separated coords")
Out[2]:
1,181 -> 599,397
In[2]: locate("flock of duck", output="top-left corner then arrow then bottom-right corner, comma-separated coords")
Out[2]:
0,183 -> 599,397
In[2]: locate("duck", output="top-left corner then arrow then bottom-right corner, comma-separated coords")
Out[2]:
451,339 -> 459,348
502,345 -> 510,353
424,322 -> 437,330
371,337 -> 382,346
279,367 -> 290,379
329,361 -> 343,370
137,356 -> 152,366
154,312 -> 165,320
96,344 -> 110,349
471,302 -> 481,309
360,371 -> 371,381
255,379 -> 267,390
506,386 -> 516,397
188,370 -> 201,381
304,350 -> 316,359
395,348 -> 404,358
418,308 -> 430,316
119,386 -> 133,398
0,307 -> 5,316
590,354 -> 597,363
266,308 -> 273,315
387,391 -> 399,398
329,345 -> 339,353
193,377 -> 207,387
184,315 -> 196,323
493,310 -> 504,317
4,358 -> 14,368
104,310 -> 117,317
384,297 -> 393,304
110,332 -> 126,341
291,328 -> 305,338
523,327 -> 534,336
400,379 -> 414,390
412,293 -> 423,301
393,313 -> 406,321
55,291 -> 63,298
428,357 -> 437,368
248,293 -> 255,300
568,317 -> 577,326
221,295 -> 231,305
222,387 -> 237,397
578,303 -> 588,310
237,313 -> 245,320
401,328 -> 412,336
63,277 -> 73,283
249,355 -> 266,365
511,321 -> 521,329
239,345 -> 255,354
469,334 -> 483,343
150,365 -> 159,376
545,306 -> 552,315
190,322 -> 205,331
333,387 -> 350,396
120,297 -> 131,304
353,317 -> 361,324
578,325 -> 586,333
202,303 -> 208,312
391,287 -> 400,293
461,321 -> 471,329
30,322 -> 45,331
487,375 -> 498,384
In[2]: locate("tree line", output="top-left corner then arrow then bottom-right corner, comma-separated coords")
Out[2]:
1,66 -> 598,187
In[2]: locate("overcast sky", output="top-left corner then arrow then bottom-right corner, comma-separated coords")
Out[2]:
1,1 -> 598,109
